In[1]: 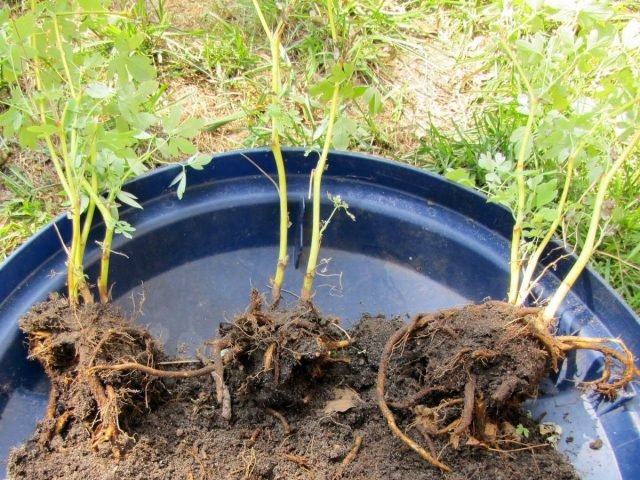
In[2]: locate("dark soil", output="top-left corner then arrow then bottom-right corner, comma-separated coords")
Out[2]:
15,294 -> 165,452
8,299 -> 579,479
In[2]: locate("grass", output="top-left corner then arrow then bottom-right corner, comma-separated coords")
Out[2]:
0,162 -> 58,258
0,0 -> 638,314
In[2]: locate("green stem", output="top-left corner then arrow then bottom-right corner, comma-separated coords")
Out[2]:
500,37 -> 538,305
251,0 -> 273,43
326,0 -> 338,43
515,144 -> 576,306
515,99 -> 640,305
39,8 -> 92,305
52,15 -> 77,99
508,100 -> 538,304
300,83 -> 341,302
99,219 -> 115,303
81,150 -> 98,252
271,26 -> 289,303
80,178 -> 116,303
251,1 -> 289,303
540,130 -> 640,325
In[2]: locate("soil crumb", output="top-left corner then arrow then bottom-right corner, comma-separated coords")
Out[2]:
9,302 -> 578,479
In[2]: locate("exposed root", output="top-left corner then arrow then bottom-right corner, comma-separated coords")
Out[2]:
282,453 -> 312,469
198,342 -> 232,421
554,335 -> 639,398
89,362 -> 219,378
378,302 -> 640,472
39,385 -> 61,445
19,296 -> 164,454
332,434 -> 364,480
376,315 -> 451,472
219,290 -> 352,407
248,427 -> 262,446
452,374 -> 476,438
342,434 -> 363,466
267,407 -> 292,435
221,385 -> 232,421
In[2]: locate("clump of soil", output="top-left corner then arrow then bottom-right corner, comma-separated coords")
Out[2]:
17,294 -> 164,453
9,300 -> 579,479
378,301 -> 552,471
219,291 -> 352,406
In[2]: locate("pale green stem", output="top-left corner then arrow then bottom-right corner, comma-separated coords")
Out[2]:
99,216 -> 116,303
515,99 -> 640,305
540,129 -> 640,325
80,179 -> 116,303
500,37 -> 538,305
251,0 -> 289,303
326,0 -> 338,43
52,15 -> 77,99
81,144 -> 98,251
508,101 -> 538,304
251,0 -> 273,43
270,25 -> 289,303
30,4 -> 88,305
300,83 -> 341,302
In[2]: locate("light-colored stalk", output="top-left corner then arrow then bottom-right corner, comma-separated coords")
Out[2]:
515,99 -> 640,305
326,0 -> 338,43
31,5 -> 89,305
269,24 -> 289,303
515,158 -> 575,306
251,0 -> 289,303
99,219 -> 115,303
81,144 -> 99,252
80,179 -> 116,304
300,83 -> 341,302
52,15 -> 77,99
541,129 -> 640,325
501,34 -> 539,304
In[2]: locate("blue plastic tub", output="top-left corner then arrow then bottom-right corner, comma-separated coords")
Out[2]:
0,148 -> 638,478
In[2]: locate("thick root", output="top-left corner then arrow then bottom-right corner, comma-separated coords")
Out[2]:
553,335 -> 639,398
378,303 -> 640,471
376,314 -> 451,472
530,319 -> 638,398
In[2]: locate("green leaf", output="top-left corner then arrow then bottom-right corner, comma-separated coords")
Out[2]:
12,13 -> 36,40
116,190 -> 143,209
18,126 -> 38,149
173,137 -> 196,155
332,116 -> 357,150
445,168 -> 475,188
85,82 -> 114,99
78,0 -> 105,10
27,124 -> 59,135
343,63 -> 354,78
330,65 -> 346,83
188,153 -> 212,170
310,80 -> 335,102
363,87 -> 383,116
125,54 -> 156,82
0,108 -> 23,134
114,220 -> 136,239
535,179 -> 558,208
175,117 -> 205,138
170,170 -> 187,199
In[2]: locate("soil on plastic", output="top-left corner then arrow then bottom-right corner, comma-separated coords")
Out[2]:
9,300 -> 579,480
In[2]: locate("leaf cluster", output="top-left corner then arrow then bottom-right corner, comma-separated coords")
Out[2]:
0,0 -> 208,225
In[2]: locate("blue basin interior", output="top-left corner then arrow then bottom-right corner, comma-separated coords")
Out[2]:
0,148 -> 638,479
